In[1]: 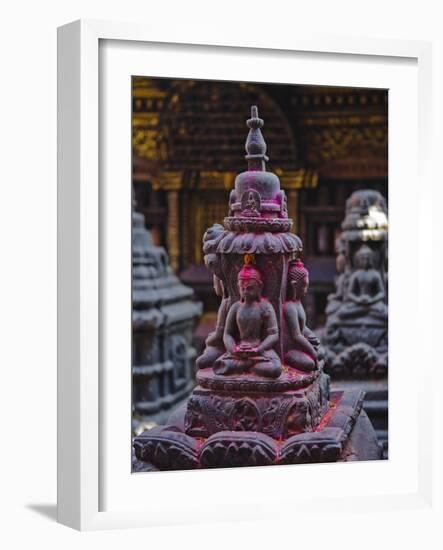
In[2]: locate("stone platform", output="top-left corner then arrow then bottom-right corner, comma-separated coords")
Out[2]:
132,386 -> 382,471
331,378 -> 388,458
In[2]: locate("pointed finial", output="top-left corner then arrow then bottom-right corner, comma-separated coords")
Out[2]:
245,105 -> 269,170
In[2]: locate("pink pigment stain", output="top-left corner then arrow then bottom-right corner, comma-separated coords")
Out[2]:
315,392 -> 343,432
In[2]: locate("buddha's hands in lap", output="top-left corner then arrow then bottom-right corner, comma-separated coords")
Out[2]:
306,334 -> 320,349
234,343 -> 261,359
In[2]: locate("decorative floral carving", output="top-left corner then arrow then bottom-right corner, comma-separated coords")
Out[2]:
185,371 -> 329,439
224,217 -> 293,233
200,431 -> 278,468
230,398 -> 261,432
133,426 -> 199,470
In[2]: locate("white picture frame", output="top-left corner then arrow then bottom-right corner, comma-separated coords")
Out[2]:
57,19 -> 434,531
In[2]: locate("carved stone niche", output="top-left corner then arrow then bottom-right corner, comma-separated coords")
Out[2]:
133,107 -> 382,471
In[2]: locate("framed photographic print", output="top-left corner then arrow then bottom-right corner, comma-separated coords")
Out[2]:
57,19 -> 433,531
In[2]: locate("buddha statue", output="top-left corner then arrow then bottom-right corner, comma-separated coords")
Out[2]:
195,273 -> 229,369
337,244 -> 388,321
214,263 -> 282,379
283,260 -> 318,372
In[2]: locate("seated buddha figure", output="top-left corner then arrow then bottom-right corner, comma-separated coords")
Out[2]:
283,260 -> 318,372
196,274 -> 229,369
214,263 -> 282,379
337,244 -> 388,322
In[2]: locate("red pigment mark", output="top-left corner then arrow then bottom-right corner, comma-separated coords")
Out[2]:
315,392 -> 343,432
238,264 -> 262,281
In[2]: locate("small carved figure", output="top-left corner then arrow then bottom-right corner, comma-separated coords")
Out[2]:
280,190 -> 288,217
196,275 -> 229,369
214,263 -> 282,379
283,260 -> 318,371
336,245 -> 387,321
241,189 -> 261,217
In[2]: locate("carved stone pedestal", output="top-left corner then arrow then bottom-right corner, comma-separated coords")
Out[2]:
133,379 -> 381,471
186,367 -> 329,439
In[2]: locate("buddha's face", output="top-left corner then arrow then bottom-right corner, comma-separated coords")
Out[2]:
239,277 -> 262,302
357,252 -> 372,269
292,275 -> 309,299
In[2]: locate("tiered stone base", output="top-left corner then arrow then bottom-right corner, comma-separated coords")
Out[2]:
185,368 -> 329,439
133,367 -> 382,470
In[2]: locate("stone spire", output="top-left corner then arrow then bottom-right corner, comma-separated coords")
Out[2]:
245,105 -> 269,171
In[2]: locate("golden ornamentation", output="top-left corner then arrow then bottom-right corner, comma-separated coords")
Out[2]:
276,169 -> 318,190
151,172 -> 183,191
243,253 -> 256,265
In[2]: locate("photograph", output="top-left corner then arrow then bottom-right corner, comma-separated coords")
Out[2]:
130,77 -> 389,471
2,0 -> 438,541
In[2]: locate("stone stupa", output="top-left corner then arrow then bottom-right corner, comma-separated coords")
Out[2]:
133,107 -> 382,470
132,203 -> 202,432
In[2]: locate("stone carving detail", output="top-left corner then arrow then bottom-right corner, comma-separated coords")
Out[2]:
279,429 -> 343,464
133,426 -> 199,470
322,190 -> 388,379
213,263 -> 282,379
185,374 -> 329,439
195,274 -> 229,370
223,217 -> 293,233
132,389 -> 375,470
133,107 -> 382,471
200,431 -> 278,468
196,368 -> 318,392
241,189 -> 261,217
283,259 -> 320,372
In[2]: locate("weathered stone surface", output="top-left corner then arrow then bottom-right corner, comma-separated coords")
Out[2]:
132,389 -> 381,470
333,378 -> 388,458
132,206 -> 202,428
200,431 -> 278,468
186,370 -> 330,439
196,366 -> 319,393
340,410 -> 383,461
133,425 -> 200,470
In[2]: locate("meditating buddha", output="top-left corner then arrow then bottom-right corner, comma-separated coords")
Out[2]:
283,259 -> 319,372
337,244 -> 388,321
214,262 -> 282,379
